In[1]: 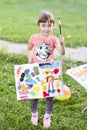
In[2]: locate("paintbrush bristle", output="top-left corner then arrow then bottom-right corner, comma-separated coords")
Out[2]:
58,17 -> 60,20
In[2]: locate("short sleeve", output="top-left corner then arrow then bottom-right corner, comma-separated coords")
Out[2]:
28,34 -> 36,45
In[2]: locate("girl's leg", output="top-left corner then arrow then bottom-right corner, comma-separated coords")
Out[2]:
30,99 -> 38,126
43,97 -> 54,128
30,99 -> 38,113
45,97 -> 54,114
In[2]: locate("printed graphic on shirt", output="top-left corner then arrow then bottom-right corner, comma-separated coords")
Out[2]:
36,43 -> 52,61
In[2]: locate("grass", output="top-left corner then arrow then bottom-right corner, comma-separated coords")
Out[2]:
0,0 -> 87,129
0,0 -> 87,47
0,52 -> 87,130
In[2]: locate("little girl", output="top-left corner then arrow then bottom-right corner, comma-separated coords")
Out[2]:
27,11 -> 65,128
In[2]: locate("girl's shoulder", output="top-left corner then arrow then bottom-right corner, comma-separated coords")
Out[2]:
29,34 -> 41,44
50,35 -> 58,42
30,34 -> 39,39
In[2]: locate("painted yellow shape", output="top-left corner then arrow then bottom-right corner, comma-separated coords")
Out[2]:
77,69 -> 87,76
21,83 -> 28,92
32,86 -> 40,97
56,82 -> 60,88
43,85 -> 47,91
17,75 -> 20,78
43,69 -> 51,75
33,86 -> 40,92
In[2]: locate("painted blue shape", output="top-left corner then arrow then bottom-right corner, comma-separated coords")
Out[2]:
51,61 -> 61,68
39,62 -> 51,69
48,89 -> 51,93
39,61 -> 61,69
25,79 -> 37,84
26,84 -> 33,89
24,69 -> 30,74
27,86 -> 32,89
18,85 -> 21,90
48,89 -> 55,93
52,89 -> 55,93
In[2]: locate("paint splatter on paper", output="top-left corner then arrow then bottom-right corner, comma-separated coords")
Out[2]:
66,64 -> 87,89
14,61 -> 63,100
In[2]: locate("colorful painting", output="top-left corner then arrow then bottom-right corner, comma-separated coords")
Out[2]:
66,64 -> 87,89
14,61 -> 63,100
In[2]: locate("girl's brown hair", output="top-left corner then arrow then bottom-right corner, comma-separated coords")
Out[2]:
37,11 -> 55,26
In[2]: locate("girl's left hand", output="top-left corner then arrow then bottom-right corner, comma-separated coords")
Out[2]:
59,34 -> 64,43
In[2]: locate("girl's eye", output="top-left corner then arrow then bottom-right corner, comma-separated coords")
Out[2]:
42,24 -> 45,27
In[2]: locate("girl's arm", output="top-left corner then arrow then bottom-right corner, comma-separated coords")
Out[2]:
27,42 -> 33,63
56,35 -> 65,55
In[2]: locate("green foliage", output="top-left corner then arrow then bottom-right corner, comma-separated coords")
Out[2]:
0,53 -> 87,130
0,0 -> 87,47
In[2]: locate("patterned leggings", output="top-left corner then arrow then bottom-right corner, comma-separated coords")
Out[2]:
30,97 -> 54,114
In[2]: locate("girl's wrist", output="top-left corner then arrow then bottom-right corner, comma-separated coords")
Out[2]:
59,41 -> 65,46
60,42 -> 63,45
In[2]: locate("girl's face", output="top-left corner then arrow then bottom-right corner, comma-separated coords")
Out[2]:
39,21 -> 54,37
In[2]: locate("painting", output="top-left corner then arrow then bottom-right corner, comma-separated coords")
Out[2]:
14,61 -> 63,100
66,64 -> 87,89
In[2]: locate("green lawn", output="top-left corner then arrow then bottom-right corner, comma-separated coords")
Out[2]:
0,53 -> 87,130
0,0 -> 87,47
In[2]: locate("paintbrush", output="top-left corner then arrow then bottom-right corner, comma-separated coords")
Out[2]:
58,17 -> 62,34
81,107 -> 87,114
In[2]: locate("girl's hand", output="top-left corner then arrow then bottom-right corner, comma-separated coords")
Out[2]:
56,34 -> 65,55
28,59 -> 33,64
59,34 -> 64,44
